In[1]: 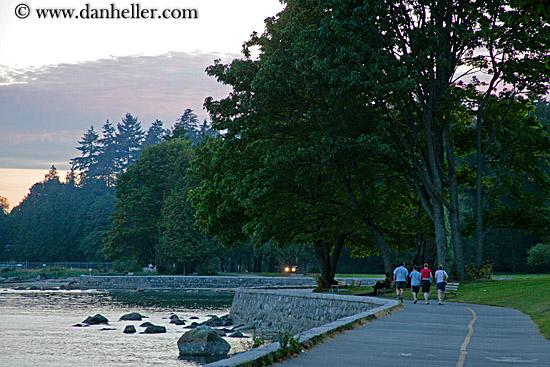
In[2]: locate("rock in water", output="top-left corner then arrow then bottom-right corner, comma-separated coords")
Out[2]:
144,325 -> 166,334
123,325 -> 137,334
120,312 -> 144,321
82,314 -> 109,325
177,326 -> 231,357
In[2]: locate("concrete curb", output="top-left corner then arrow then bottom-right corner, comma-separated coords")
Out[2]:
206,294 -> 401,367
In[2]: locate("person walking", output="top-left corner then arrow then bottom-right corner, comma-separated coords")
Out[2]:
409,265 -> 421,304
435,264 -> 448,305
393,262 -> 409,303
420,263 -> 433,304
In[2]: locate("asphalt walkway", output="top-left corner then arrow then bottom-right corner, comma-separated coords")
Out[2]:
271,300 -> 550,367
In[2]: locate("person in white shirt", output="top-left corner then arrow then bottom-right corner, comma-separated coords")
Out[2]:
434,264 -> 448,305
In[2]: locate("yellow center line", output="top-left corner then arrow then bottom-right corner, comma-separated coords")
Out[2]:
457,307 -> 477,367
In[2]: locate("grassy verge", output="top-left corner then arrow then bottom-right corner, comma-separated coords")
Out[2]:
451,277 -> 550,339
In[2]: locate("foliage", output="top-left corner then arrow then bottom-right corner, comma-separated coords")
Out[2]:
527,243 -> 550,270
5,167 -> 114,262
465,262 -> 494,280
103,138 -> 222,273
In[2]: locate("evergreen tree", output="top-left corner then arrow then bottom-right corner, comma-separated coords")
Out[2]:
70,126 -> 100,179
171,108 -> 200,143
143,119 -> 167,147
95,120 -> 119,187
116,113 -> 145,171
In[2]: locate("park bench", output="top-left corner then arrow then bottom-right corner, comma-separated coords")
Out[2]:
445,282 -> 460,298
330,279 -> 347,293
379,281 -> 394,295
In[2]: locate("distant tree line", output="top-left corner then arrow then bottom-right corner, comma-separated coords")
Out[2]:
0,110 -> 319,274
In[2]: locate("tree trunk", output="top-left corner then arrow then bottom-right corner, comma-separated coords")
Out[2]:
433,202 -> 450,274
367,221 -> 395,273
312,237 -> 345,288
475,114 -> 484,268
445,125 -> 465,280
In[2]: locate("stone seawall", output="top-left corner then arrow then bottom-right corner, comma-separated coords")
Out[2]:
79,275 -> 379,290
230,288 -> 383,335
79,275 -> 317,289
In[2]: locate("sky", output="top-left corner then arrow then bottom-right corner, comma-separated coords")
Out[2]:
0,0 -> 284,209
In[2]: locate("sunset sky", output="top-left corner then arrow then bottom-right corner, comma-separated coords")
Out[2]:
0,0 -> 284,209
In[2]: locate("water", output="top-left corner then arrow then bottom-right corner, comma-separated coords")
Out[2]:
0,288 -> 248,367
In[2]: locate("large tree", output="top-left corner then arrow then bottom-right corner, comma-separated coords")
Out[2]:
191,2 -> 426,286
103,138 -> 212,271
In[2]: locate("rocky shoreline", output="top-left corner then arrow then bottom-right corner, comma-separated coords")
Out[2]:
0,277 -> 81,290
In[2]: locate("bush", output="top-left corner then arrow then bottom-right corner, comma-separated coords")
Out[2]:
465,261 -> 493,280
528,243 -> 550,270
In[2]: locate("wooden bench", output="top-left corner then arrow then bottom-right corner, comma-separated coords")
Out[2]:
330,279 -> 347,293
445,282 -> 460,298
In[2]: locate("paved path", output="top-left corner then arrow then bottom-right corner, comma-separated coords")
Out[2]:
272,300 -> 550,367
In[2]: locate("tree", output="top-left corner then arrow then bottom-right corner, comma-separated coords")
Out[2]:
171,108 -> 200,144
94,120 -> 119,187
157,188 -> 215,274
103,138 -> 198,270
116,113 -> 145,170
192,3 -> 422,285
527,243 -> 550,271
71,126 -> 100,177
143,119 -> 167,147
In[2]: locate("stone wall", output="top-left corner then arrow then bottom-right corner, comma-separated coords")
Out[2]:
79,275 -> 379,290
230,288 -> 383,335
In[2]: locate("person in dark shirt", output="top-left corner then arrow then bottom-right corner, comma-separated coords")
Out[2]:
369,273 -> 391,296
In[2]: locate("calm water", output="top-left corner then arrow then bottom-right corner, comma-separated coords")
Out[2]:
0,288 -> 247,367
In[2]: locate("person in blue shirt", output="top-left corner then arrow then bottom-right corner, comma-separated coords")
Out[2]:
393,262 -> 409,303
409,265 -> 421,304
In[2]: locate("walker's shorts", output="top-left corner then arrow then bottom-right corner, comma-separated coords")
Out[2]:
421,279 -> 431,293
436,282 -> 446,291
396,281 -> 407,289
412,285 -> 420,293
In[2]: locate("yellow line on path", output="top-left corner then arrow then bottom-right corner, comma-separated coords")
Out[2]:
457,307 -> 477,367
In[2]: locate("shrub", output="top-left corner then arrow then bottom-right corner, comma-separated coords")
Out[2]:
527,243 -> 550,270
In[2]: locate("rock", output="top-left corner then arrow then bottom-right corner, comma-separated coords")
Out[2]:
140,322 -> 154,328
169,314 -> 180,320
185,322 -> 201,329
177,326 -> 231,357
171,318 -> 186,325
144,325 -> 166,334
82,314 -> 109,325
228,331 -> 245,338
100,328 -> 116,331
123,325 -> 137,334
204,316 -> 223,327
215,329 -> 227,336
231,323 -> 255,332
189,316 -> 199,320
120,312 -> 144,321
